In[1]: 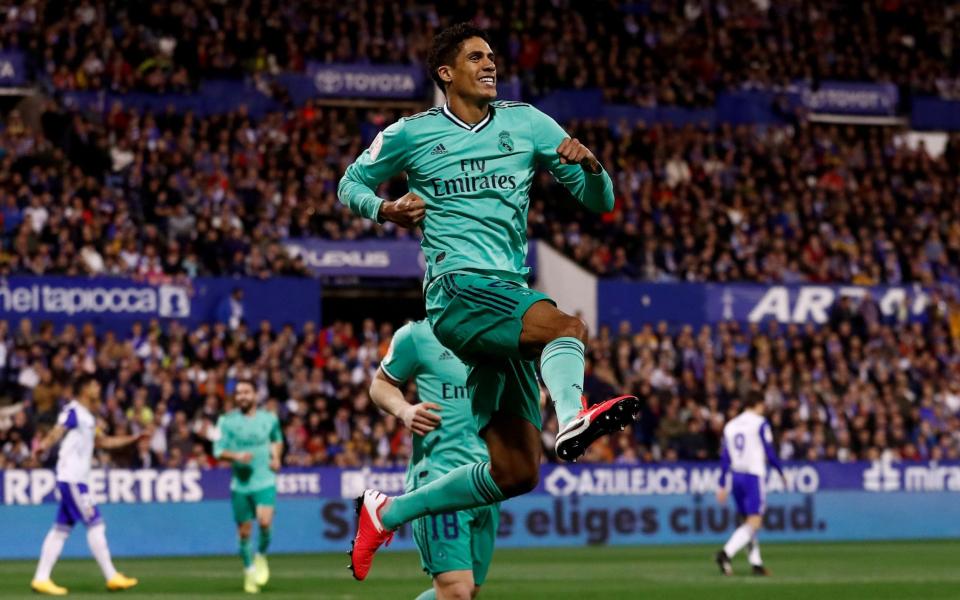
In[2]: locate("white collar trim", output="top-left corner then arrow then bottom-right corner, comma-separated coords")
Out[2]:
442,103 -> 492,132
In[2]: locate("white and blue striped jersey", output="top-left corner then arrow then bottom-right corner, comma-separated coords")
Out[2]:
55,400 -> 97,483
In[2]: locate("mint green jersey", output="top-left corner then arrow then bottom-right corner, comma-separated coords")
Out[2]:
213,409 -> 282,493
381,320 -> 487,486
338,101 -> 614,286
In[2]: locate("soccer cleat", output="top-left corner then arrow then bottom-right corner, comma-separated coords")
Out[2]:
254,554 -> 270,586
30,579 -> 68,596
555,395 -> 640,461
348,490 -> 395,581
715,550 -> 733,576
752,564 -> 771,576
243,570 -> 259,594
106,573 -> 138,591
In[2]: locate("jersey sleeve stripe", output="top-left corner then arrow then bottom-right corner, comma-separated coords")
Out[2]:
379,363 -> 404,385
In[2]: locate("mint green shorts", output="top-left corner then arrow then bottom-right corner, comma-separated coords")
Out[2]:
426,271 -> 551,431
231,487 -> 276,524
410,468 -> 500,584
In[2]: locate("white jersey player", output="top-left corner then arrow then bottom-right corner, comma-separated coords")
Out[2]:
715,392 -> 784,577
31,374 -> 142,596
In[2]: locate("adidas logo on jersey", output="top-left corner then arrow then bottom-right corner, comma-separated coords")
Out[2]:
430,143 -> 448,155
439,350 -> 455,360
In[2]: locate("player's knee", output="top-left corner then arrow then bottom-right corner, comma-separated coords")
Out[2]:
437,581 -> 473,600
238,523 -> 253,539
552,315 -> 588,344
490,459 -> 538,497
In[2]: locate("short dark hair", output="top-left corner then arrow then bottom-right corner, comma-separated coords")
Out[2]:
235,376 -> 256,391
427,22 -> 490,93
746,390 -> 765,408
73,373 -> 99,395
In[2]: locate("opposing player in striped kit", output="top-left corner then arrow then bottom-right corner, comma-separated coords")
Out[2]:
31,373 -> 141,595
715,392 -> 785,576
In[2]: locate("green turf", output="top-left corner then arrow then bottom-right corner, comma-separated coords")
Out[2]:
4,541 -> 959,599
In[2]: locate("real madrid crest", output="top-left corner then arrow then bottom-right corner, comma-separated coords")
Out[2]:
498,130 -> 514,153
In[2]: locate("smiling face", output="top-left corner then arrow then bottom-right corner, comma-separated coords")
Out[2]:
438,36 -> 497,102
235,381 -> 256,413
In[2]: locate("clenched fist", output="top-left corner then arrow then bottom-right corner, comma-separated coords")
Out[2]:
556,137 -> 602,174
379,192 -> 426,228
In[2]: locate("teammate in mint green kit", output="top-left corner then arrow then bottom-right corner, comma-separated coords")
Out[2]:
341,23 -> 639,582
214,378 -> 283,594
371,320 -> 498,600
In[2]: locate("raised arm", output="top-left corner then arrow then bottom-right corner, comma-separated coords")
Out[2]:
530,107 -> 615,213
337,120 -> 425,228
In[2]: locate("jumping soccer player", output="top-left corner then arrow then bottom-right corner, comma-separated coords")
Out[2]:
31,374 -> 141,595
213,378 -> 283,594
371,320 -> 498,600
339,22 -> 639,580
715,392 -> 785,576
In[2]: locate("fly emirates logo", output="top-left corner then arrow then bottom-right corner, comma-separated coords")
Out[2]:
430,159 -> 517,197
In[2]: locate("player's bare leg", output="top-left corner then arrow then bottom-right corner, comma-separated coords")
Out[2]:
520,300 -> 639,461
483,412 -> 541,497
415,569 -> 478,600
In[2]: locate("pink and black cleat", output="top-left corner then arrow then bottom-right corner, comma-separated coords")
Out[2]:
555,395 -> 640,461
348,490 -> 395,581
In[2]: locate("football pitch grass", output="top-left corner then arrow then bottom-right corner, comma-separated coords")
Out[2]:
2,540 -> 958,599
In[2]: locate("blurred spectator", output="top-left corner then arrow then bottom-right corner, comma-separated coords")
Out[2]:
0,309 -> 956,469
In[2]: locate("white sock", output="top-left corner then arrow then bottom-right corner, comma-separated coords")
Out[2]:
86,523 -> 118,580
748,534 -> 762,566
34,526 -> 70,581
723,523 -> 755,558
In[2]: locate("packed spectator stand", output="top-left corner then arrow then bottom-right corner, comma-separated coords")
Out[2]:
0,0 -> 959,471
1,305 -> 959,470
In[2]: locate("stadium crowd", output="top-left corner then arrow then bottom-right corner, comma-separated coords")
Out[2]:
0,0 -> 958,472
0,102 -> 960,284
2,96 -> 958,285
1,296 -> 958,471
0,1 -> 958,283
3,0 -> 958,103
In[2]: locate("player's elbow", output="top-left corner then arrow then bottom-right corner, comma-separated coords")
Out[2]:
594,189 -> 614,213
336,175 -> 351,205
550,314 -> 589,345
